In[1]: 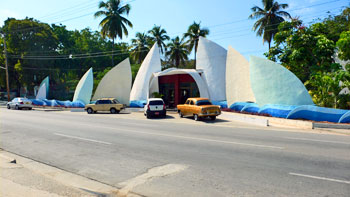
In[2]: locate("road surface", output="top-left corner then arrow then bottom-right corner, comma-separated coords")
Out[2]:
1,108 -> 349,196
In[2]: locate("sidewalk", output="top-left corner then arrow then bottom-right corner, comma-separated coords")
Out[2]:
0,150 -> 123,197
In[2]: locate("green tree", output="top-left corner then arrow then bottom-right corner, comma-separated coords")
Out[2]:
184,21 -> 209,68
336,31 -> 350,61
94,0 -> 133,66
166,36 -> 190,68
249,0 -> 291,49
148,25 -> 170,54
2,18 -> 58,96
267,21 -> 340,82
306,71 -> 350,108
130,32 -> 152,64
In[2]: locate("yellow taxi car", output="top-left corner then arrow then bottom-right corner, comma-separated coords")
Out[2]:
85,98 -> 125,114
177,98 -> 221,121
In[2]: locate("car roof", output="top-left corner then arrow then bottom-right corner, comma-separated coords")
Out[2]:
98,98 -> 116,100
188,98 -> 210,101
148,98 -> 163,101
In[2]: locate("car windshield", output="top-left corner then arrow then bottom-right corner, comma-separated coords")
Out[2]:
112,99 -> 120,104
149,100 -> 163,105
196,100 -> 212,106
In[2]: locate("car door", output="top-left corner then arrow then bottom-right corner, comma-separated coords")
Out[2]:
10,98 -> 17,107
103,100 -> 112,111
95,100 -> 103,111
183,99 -> 190,115
188,100 -> 196,115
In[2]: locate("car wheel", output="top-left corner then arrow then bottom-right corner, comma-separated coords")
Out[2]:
110,108 -> 117,114
179,111 -> 183,118
15,105 -> 19,110
87,108 -> 93,114
28,107 -> 32,110
194,114 -> 200,121
146,113 -> 151,119
210,116 -> 216,121
7,104 -> 10,109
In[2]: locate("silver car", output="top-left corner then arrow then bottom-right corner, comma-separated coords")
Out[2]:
7,97 -> 33,110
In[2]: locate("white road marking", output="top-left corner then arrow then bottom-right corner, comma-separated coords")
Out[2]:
117,164 -> 187,196
284,137 -> 350,145
53,133 -> 112,145
289,172 -> 350,184
97,126 -> 284,150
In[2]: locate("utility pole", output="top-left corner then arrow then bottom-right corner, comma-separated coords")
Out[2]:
2,32 -> 10,102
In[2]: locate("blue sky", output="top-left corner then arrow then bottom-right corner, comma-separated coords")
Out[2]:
0,0 -> 348,58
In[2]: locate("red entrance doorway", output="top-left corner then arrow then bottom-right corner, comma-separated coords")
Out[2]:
158,74 -> 200,108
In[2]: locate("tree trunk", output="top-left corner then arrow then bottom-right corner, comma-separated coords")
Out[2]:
194,41 -> 198,69
112,38 -> 114,66
268,41 -> 271,50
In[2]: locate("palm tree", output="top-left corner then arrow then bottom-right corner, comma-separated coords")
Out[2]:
249,0 -> 291,49
130,32 -> 152,64
148,25 -> 170,54
184,21 -> 209,68
94,0 -> 133,66
166,36 -> 190,68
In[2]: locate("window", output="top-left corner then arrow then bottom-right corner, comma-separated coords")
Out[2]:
189,101 -> 194,105
185,100 -> 190,104
196,100 -> 212,106
113,99 -> 120,104
149,100 -> 164,105
12,98 -> 18,102
97,100 -> 111,104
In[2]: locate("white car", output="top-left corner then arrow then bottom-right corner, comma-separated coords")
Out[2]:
144,98 -> 166,119
7,97 -> 33,110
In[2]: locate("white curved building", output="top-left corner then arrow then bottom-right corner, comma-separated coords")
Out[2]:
36,76 -> 49,100
130,43 -> 161,101
226,46 -> 255,107
92,58 -> 132,104
73,68 -> 93,105
196,37 -> 227,101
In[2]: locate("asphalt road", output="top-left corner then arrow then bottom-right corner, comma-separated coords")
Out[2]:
1,108 -> 350,196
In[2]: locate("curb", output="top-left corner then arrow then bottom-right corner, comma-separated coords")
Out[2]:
220,112 -> 268,127
221,111 -> 350,131
0,150 -> 142,197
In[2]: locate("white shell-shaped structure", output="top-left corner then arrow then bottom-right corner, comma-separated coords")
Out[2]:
130,43 -> 161,101
92,58 -> 132,104
196,37 -> 227,101
148,68 -> 210,98
250,56 -> 314,107
36,83 -> 47,100
226,46 -> 256,107
73,68 -> 93,105
36,76 -> 49,100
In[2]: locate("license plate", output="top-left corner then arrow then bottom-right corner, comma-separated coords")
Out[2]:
26,102 -> 30,104
155,112 -> 159,115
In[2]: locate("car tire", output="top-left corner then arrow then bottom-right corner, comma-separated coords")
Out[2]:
146,113 -> 151,119
179,111 -> 183,118
7,104 -> 10,109
110,108 -> 117,114
87,108 -> 93,114
210,116 -> 216,121
15,105 -> 19,110
194,114 -> 200,121
28,107 -> 32,110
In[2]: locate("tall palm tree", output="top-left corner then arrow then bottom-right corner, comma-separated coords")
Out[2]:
249,0 -> 291,49
130,32 -> 152,64
184,21 -> 209,68
148,25 -> 170,54
166,36 -> 190,68
94,0 -> 133,66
